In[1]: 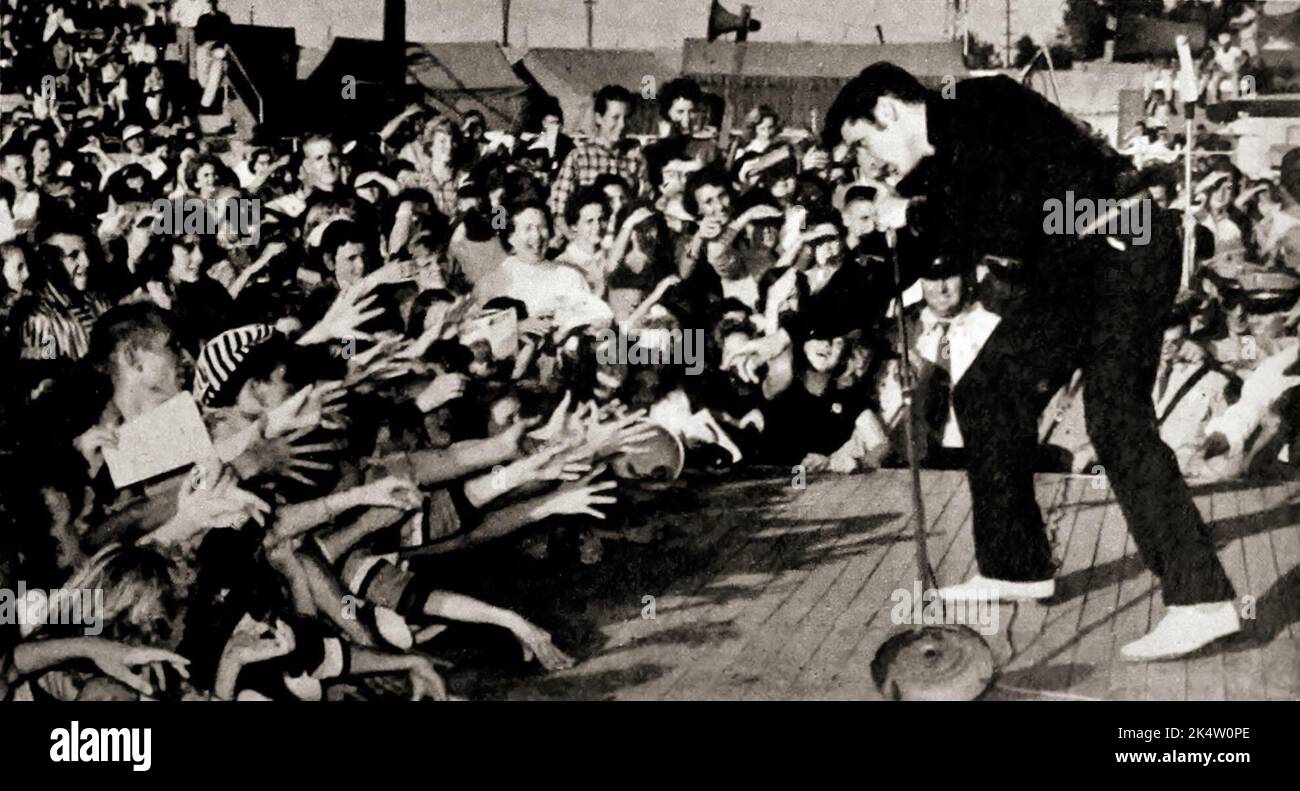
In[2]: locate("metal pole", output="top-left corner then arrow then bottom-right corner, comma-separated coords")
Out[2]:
585,0 -> 596,48
502,0 -> 511,47
887,230 -> 938,596
1176,35 -> 1198,289
1005,0 -> 1012,69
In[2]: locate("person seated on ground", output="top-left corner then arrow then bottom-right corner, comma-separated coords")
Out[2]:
651,149 -> 702,238
731,105 -> 787,175
757,307 -> 886,474
1152,300 -> 1238,478
0,140 -> 44,238
1239,180 -> 1300,271
731,189 -> 783,284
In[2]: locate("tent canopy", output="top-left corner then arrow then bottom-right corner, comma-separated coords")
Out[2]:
682,39 -> 966,80
681,39 -> 966,134
305,38 -> 530,127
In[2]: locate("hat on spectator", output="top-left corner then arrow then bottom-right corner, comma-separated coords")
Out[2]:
788,303 -> 860,342
193,323 -> 277,406
1235,268 -> 1300,297
121,124 -> 146,143
918,254 -> 966,281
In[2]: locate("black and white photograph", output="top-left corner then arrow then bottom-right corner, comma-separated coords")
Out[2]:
0,0 -> 1292,768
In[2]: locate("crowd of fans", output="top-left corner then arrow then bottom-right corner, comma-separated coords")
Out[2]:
2,0 -> 1300,701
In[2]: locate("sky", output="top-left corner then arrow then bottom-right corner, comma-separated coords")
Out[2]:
218,0 -> 1069,52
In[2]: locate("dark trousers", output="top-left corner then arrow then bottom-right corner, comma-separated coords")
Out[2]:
952,230 -> 1235,606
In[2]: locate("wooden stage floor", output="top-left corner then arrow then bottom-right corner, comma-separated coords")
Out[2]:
452,469 -> 1300,701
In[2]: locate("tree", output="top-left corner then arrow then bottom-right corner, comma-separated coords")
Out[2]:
1048,43 -> 1075,70
1014,34 -> 1038,69
1059,0 -> 1110,61
964,31 -> 1000,70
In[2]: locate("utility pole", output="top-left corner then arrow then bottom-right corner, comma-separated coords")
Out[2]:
585,0 -> 596,48
1004,0 -> 1012,68
502,0 -> 511,47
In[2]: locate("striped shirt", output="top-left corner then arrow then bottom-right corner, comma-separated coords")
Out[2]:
20,284 -> 110,361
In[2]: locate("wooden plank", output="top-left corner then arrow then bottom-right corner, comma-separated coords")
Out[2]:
1103,528 -> 1156,700
657,472 -> 883,699
1184,487 -> 1227,701
734,470 -> 966,699
840,473 -> 1070,700
700,472 -> 897,698
999,476 -> 1108,683
1221,487 -> 1265,701
995,476 -> 1089,680
1067,483 -> 1131,699
1001,477 -> 1075,649
1261,638 -> 1300,700
1258,480 -> 1299,641
1250,481 -> 1299,701
808,471 -> 973,699
572,475 -> 811,698
791,470 -> 971,698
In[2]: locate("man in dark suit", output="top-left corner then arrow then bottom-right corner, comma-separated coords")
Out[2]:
824,63 -> 1238,661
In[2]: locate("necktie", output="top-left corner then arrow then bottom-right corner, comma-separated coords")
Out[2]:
923,320 -> 953,444
934,320 -> 952,374
1155,362 -> 1172,402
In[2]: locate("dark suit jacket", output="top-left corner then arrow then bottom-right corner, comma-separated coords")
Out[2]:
895,76 -> 1140,309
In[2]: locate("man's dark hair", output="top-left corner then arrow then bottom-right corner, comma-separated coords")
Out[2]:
658,77 -> 703,121
823,62 -> 931,149
318,219 -> 370,262
592,172 -> 630,196
593,85 -> 635,116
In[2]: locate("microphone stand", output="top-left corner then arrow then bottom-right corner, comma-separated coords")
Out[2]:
887,229 -> 938,597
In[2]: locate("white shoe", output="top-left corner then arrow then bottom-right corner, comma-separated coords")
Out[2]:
937,573 -> 1055,603
1120,602 -> 1240,661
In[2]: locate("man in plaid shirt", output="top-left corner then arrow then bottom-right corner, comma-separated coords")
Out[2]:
548,85 -> 647,227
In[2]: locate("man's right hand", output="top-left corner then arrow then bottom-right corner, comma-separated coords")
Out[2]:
860,179 -> 911,231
